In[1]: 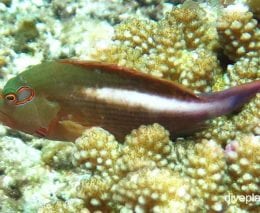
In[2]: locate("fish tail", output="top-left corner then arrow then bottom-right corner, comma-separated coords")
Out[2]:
200,80 -> 260,117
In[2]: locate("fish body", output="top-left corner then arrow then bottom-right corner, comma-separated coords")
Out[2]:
0,60 -> 259,141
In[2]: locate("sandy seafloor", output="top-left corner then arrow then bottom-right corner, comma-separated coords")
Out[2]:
0,0 -> 259,212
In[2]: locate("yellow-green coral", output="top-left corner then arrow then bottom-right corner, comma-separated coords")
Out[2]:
225,135 -> 260,210
232,95 -> 260,135
39,125 -> 259,212
93,1 -> 221,93
72,127 -> 121,177
111,168 -> 201,212
186,140 -> 228,211
77,176 -> 113,212
217,5 -> 260,61
118,124 -> 175,174
164,3 -> 219,51
227,57 -> 260,86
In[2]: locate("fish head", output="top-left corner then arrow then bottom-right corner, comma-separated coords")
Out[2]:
0,77 -> 60,137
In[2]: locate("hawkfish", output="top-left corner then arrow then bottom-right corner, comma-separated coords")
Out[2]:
0,60 -> 259,141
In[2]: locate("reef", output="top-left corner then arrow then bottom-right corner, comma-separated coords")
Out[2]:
93,1 -> 221,93
0,0 -> 259,212
38,125 -> 259,212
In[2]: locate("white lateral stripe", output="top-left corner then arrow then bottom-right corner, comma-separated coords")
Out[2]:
82,87 -> 221,112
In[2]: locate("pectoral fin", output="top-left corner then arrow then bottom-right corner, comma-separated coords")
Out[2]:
58,120 -> 88,141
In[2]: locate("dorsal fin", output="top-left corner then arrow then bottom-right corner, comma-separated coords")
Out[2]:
59,59 -> 201,101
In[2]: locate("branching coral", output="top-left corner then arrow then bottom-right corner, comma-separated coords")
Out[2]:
92,1 -> 221,93
39,124 -> 259,212
117,124 -> 175,175
217,4 -> 260,61
110,168 -> 201,212
232,94 -> 260,135
227,57 -> 260,86
72,127 -> 122,177
164,3 -> 219,51
177,140 -> 229,211
225,135 -> 260,211
77,176 -> 113,212
38,126 -> 198,212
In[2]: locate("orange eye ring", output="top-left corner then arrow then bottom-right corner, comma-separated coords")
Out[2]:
5,94 -> 17,103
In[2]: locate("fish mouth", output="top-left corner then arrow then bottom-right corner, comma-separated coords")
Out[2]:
0,110 -> 13,127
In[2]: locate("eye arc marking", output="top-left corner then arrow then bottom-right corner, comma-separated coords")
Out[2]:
16,86 -> 35,105
4,86 -> 35,105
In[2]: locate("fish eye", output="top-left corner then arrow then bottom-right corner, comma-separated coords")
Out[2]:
5,94 -> 17,103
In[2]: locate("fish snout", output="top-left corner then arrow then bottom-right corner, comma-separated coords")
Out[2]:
0,110 -> 13,127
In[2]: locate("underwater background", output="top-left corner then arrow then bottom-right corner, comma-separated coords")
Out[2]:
0,0 -> 259,212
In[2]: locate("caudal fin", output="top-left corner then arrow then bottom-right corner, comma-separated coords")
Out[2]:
199,80 -> 260,117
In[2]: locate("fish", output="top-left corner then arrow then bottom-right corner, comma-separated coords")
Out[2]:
0,59 -> 259,142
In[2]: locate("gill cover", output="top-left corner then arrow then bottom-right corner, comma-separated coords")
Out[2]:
0,79 -> 60,135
